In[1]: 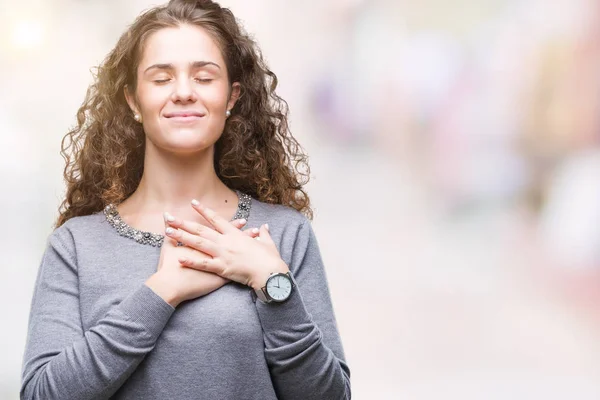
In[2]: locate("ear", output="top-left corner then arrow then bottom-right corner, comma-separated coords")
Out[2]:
124,84 -> 140,116
227,82 -> 241,111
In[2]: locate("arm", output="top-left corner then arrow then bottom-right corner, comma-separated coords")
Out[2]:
20,228 -> 175,400
254,219 -> 351,400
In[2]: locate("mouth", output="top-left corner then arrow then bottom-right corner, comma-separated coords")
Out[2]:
164,111 -> 206,122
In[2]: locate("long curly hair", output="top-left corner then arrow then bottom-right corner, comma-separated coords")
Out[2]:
55,0 -> 311,228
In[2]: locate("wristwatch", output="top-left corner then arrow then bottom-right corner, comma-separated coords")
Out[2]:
252,272 -> 295,303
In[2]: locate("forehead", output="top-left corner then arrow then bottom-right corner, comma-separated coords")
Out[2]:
139,24 -> 225,69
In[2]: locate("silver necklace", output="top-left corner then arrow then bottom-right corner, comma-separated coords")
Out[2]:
103,191 -> 252,247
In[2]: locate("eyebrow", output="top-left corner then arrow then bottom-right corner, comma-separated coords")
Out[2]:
144,61 -> 221,74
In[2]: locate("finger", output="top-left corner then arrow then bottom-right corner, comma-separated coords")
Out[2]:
166,215 -> 245,239
178,256 -> 222,275
231,218 -> 247,229
166,214 -> 246,230
165,214 -> 220,242
162,212 -> 179,247
165,227 -> 219,257
258,223 -> 275,245
243,227 -> 260,238
191,200 -> 236,234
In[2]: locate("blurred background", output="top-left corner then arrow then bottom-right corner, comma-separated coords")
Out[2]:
2,0 -> 600,398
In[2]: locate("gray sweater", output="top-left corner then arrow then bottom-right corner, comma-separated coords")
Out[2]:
20,197 -> 351,399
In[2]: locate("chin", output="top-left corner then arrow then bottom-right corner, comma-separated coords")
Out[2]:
147,125 -> 220,153
162,134 -> 217,154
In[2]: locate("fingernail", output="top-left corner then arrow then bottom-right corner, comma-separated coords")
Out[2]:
239,218 -> 247,225
191,199 -> 200,206
265,223 -> 269,231
165,227 -> 175,235
164,212 -> 175,222
252,228 -> 259,234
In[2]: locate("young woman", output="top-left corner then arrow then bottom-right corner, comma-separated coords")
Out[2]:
20,0 -> 351,399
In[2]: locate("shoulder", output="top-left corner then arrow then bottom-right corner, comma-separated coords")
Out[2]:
36,211 -> 107,271
248,196 -> 309,232
48,210 -> 108,249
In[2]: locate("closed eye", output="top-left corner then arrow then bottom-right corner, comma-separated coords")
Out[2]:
154,79 -> 171,84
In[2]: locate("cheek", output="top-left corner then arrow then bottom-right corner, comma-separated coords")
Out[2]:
203,83 -> 230,112
137,86 -> 169,114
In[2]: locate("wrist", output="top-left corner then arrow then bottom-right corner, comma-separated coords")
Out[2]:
145,273 -> 180,307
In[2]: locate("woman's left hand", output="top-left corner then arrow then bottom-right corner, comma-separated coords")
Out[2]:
164,200 -> 289,290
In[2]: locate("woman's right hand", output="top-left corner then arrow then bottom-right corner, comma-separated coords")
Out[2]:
145,213 -> 258,307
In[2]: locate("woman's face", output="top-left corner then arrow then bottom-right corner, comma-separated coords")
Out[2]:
126,24 -> 239,154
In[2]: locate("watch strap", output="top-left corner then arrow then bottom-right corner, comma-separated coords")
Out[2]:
253,287 -> 269,303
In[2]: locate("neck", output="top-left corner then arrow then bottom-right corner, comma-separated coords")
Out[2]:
122,141 -> 235,218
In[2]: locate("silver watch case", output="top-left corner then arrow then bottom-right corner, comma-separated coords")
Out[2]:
253,272 -> 294,303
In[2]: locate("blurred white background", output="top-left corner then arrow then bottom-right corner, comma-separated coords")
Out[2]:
2,0 -> 600,398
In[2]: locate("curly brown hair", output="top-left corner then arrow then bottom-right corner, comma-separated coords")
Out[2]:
55,0 -> 311,228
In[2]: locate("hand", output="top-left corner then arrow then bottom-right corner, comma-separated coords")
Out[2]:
164,200 -> 289,290
144,213 -> 252,307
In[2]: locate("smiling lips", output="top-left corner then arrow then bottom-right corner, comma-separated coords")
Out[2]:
164,111 -> 206,122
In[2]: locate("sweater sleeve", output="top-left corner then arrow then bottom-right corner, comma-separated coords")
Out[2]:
254,219 -> 351,400
20,228 -> 175,400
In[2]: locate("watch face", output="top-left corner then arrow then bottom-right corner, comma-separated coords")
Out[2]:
265,273 -> 292,302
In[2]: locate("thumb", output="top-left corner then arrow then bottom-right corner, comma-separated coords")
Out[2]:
163,212 -> 178,247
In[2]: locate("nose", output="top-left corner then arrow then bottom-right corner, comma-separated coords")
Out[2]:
171,77 -> 197,103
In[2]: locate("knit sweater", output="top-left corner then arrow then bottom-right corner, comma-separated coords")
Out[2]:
20,196 -> 351,399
